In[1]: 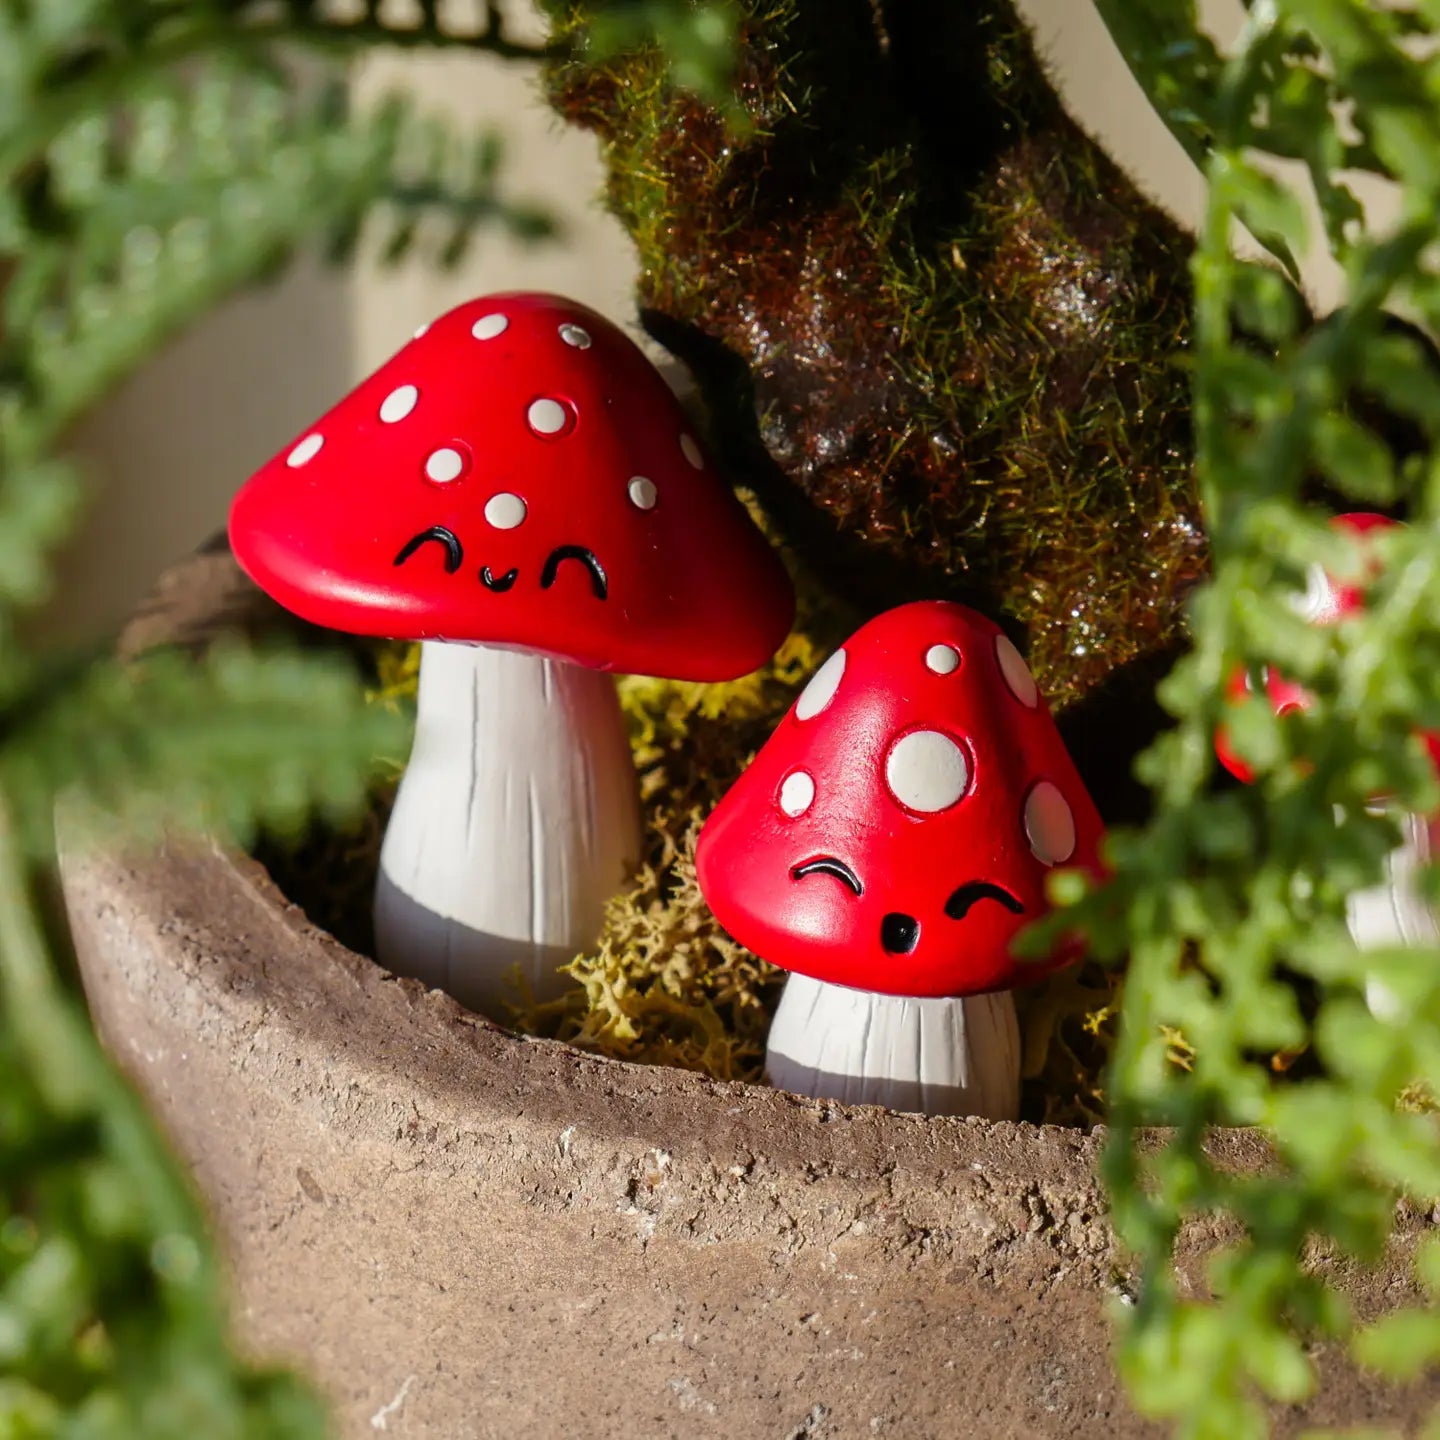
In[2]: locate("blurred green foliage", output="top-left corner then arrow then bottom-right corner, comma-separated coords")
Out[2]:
0,1 -> 561,1434
1071,2 -> 1440,1435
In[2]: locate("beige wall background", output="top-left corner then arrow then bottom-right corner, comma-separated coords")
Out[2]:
58,0 -> 1371,639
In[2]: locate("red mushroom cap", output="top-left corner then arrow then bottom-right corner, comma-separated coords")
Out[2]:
227,292 -> 794,682
1215,513 -> 1416,782
694,601 -> 1106,999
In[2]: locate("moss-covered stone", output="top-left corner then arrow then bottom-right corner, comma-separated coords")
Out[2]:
542,0 -> 1200,711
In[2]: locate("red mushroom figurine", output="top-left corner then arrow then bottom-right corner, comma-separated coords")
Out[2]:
1216,513 -> 1440,1017
229,292 -> 794,1018
695,601 -> 1106,1117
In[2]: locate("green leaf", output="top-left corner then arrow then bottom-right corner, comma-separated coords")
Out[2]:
1353,1309 -> 1440,1379
1,642 -> 407,857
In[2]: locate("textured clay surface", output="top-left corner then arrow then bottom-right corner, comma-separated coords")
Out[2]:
59,552 -> 1439,1438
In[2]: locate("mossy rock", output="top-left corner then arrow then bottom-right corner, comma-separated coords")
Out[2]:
542,0 -> 1202,715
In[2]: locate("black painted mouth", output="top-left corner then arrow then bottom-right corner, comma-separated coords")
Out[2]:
540,544 -> 607,601
944,880 -> 1024,921
480,565 -> 519,593
791,856 -> 863,897
394,525 -> 462,574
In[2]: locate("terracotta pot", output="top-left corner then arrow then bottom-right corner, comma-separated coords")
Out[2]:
58,550 -> 1432,1439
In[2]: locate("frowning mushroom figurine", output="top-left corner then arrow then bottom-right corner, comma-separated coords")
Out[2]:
229,292 -> 794,1017
696,601 -> 1106,1118
1216,513 -> 1440,1017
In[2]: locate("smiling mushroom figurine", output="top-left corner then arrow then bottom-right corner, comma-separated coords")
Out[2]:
696,601 -> 1105,1118
229,292 -> 794,1017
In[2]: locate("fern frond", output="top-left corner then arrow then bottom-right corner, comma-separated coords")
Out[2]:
1,641 -> 407,858
0,65 -> 553,469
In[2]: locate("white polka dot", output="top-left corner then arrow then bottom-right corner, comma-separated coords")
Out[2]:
680,433 -> 704,469
995,635 -> 1039,707
286,433 -> 323,467
795,649 -> 846,722
379,385 -> 418,424
484,492 -> 526,530
885,730 -> 969,813
471,313 -> 508,340
424,447 -> 466,484
559,323 -> 592,349
779,770 -> 815,818
1024,781 -> 1076,865
628,476 -> 658,510
925,644 -> 960,675
413,322 -> 430,339
528,398 -> 570,436
1293,563 -> 1332,623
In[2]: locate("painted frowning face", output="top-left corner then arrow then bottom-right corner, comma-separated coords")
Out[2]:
696,601 -> 1106,998
228,292 -> 794,683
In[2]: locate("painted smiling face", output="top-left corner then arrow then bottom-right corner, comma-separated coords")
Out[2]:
228,292 -> 793,682
696,602 -> 1107,998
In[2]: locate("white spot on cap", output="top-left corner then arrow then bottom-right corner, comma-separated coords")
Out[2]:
628,476 -> 658,511
885,730 -> 969,813
996,635 -> 1039,707
1025,781 -> 1076,865
484,492 -> 526,530
795,649 -> 846,721
1293,563 -> 1332,623
413,322 -> 430,339
779,770 -> 815,817
559,323 -> 592,349
528,398 -> 570,436
680,433 -> 704,469
379,385 -> 418,424
925,644 -> 960,675
287,433 -> 323,467
471,313 -> 508,340
424,447 -> 466,484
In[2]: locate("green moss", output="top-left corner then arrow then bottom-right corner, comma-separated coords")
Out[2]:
540,0 -> 1199,712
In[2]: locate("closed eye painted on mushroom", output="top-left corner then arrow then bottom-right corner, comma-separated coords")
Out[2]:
540,545 -> 607,601
394,526 -> 462,574
790,856 -> 863,896
944,880 -> 1024,920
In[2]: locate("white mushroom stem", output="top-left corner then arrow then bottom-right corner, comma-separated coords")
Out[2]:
1345,808 -> 1438,1022
765,973 -> 1021,1119
374,640 -> 641,1019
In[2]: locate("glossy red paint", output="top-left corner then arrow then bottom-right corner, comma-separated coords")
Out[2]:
695,601 -> 1106,999
228,292 -> 794,682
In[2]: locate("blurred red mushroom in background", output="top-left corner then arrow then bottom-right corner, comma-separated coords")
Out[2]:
230,292 -> 793,1018
696,601 -> 1106,1117
1215,513 -> 1440,1017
